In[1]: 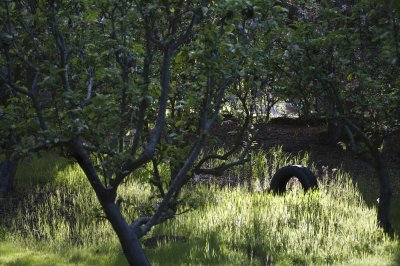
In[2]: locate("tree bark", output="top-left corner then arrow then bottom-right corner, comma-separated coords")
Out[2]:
102,203 -> 150,266
376,158 -> 393,234
70,139 -> 150,265
324,120 -> 349,145
0,156 -> 18,196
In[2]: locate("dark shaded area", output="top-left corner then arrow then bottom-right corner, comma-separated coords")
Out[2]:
394,247 -> 400,266
0,157 -> 18,195
142,235 -> 187,249
0,153 -> 73,236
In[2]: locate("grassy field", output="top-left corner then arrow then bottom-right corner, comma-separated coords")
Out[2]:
0,148 -> 399,265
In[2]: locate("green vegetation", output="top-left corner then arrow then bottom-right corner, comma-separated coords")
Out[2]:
1,0 -> 400,263
1,149 -> 398,265
0,242 -> 126,266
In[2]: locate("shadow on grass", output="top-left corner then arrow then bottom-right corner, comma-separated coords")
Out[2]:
0,152 -> 76,240
353,171 -> 400,235
394,253 -> 400,266
309,148 -> 400,236
144,235 -> 255,266
391,241 -> 400,266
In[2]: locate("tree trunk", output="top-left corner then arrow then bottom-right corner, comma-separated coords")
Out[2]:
0,157 -> 18,196
376,159 -> 393,234
324,120 -> 347,144
102,202 -> 150,266
71,139 -> 150,266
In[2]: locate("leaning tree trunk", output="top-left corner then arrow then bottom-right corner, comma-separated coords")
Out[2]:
0,156 -> 18,195
71,140 -> 150,266
375,157 -> 393,234
102,203 -> 151,266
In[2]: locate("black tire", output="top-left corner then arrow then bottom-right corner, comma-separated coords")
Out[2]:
270,165 -> 318,194
299,166 -> 318,188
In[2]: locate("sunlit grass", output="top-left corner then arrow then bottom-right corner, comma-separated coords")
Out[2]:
0,242 -> 128,266
150,183 -> 396,265
0,147 -> 399,265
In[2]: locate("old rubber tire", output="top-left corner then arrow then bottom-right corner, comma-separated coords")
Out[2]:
270,165 -> 318,194
299,166 -> 318,188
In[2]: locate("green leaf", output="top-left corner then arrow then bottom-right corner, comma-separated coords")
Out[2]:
272,6 -> 288,13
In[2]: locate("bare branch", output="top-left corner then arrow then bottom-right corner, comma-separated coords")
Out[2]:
130,214 -> 171,238
194,113 -> 250,170
343,118 -> 377,166
137,137 -> 206,237
195,156 -> 250,176
195,78 -> 252,171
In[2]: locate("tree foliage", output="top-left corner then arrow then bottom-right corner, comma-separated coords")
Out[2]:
276,0 -> 400,233
0,0 -> 288,263
1,0 -> 399,263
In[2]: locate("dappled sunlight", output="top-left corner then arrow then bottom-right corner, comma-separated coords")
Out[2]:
1,149 -> 398,265
1,0 -> 399,264
148,151 -> 397,265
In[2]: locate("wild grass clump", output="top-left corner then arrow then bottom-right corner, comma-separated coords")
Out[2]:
150,171 -> 395,265
0,147 -> 398,265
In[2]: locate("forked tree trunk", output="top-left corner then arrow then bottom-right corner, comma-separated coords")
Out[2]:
102,203 -> 150,266
0,156 -> 18,195
71,140 -> 150,265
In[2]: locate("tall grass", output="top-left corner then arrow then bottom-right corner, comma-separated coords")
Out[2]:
0,147 -> 398,265
2,155 -> 152,250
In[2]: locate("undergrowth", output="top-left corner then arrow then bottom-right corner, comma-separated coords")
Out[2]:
0,147 -> 398,265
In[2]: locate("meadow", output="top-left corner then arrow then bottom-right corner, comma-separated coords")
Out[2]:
0,147 -> 399,265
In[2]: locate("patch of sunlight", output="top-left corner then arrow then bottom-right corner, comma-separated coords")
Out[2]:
0,241 -> 128,266
335,254 -> 394,266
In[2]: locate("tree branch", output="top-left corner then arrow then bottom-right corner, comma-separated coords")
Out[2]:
50,5 -> 72,93
172,10 -> 201,50
134,79 -> 229,238
0,74 -> 32,97
86,68 -> 95,101
82,143 -> 116,157
114,47 -> 173,186
343,118 -> 375,151
69,138 -> 108,198
151,158 -> 166,197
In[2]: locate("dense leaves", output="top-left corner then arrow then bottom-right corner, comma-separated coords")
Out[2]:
1,0 -> 399,263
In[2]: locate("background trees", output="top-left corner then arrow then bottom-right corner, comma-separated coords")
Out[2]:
1,0 -> 399,264
278,0 -> 400,233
